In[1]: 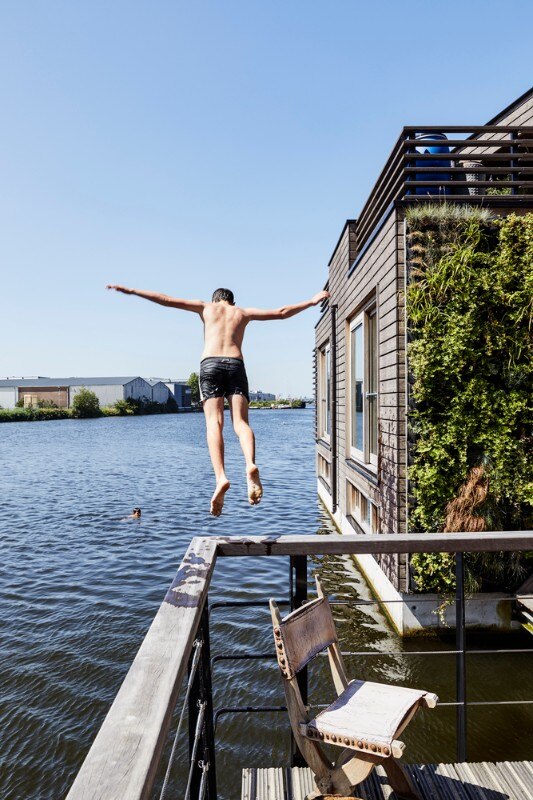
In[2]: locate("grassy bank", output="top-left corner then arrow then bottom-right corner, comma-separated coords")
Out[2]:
249,399 -> 306,408
0,407 -> 71,422
0,403 -> 194,423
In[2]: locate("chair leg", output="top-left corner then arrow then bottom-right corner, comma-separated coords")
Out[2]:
304,755 -> 374,798
382,757 -> 421,800
308,750 -> 376,799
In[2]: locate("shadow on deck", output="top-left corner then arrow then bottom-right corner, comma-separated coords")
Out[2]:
242,761 -> 533,799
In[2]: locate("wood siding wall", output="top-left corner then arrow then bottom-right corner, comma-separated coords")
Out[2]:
466,91 -> 533,156
316,212 -> 407,591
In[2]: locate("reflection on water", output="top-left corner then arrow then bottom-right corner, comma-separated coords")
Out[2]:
0,410 -> 531,799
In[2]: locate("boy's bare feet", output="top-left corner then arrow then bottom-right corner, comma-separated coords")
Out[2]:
210,478 -> 230,516
247,465 -> 263,505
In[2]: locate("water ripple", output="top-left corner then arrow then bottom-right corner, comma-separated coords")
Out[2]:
1,411 -> 531,799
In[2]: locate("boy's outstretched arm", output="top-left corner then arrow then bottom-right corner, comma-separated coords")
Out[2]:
106,285 -> 205,314
245,290 -> 330,321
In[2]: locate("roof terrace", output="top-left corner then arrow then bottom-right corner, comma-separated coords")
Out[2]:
353,125 -> 533,259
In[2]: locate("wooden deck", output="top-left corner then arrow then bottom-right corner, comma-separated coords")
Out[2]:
242,761 -> 533,799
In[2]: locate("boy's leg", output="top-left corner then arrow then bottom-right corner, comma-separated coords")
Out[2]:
203,397 -> 230,516
229,394 -> 263,505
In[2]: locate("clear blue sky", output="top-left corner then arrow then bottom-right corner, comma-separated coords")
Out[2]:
1,2 -> 531,395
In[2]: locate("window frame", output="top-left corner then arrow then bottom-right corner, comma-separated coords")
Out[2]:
317,342 -> 331,443
348,302 -> 378,468
317,453 -> 331,486
346,480 -> 380,534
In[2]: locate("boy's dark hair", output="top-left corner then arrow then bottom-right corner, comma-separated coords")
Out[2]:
212,288 -> 235,305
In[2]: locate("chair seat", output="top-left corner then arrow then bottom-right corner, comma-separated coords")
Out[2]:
304,680 -> 433,756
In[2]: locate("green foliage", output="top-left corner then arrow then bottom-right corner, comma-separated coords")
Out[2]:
36,398 -> 58,408
486,175 -> 513,196
101,404 -> 121,416
111,398 -> 139,416
15,397 -> 59,409
406,210 -> 533,593
0,407 -> 70,422
71,388 -> 102,418
405,202 -> 494,225
248,398 -> 306,408
486,186 -> 512,196
144,397 -> 178,414
1,394 -> 180,422
188,372 -> 200,404
411,552 -> 456,593
104,397 -> 178,416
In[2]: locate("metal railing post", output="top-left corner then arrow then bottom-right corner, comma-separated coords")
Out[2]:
188,602 -> 217,798
404,128 -> 412,197
510,130 -> 517,196
200,603 -> 217,799
455,552 -> 467,762
188,642 -> 202,797
290,555 -> 308,767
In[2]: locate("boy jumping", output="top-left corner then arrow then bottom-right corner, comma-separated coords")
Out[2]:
106,285 -> 329,516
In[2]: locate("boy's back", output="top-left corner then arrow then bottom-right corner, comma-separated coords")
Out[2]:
201,302 -> 248,360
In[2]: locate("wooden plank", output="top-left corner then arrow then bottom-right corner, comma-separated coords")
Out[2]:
453,762 -> 494,799
500,761 -> 533,798
289,766 -> 315,800
241,767 -> 254,800
491,761 -> 528,798
479,761 -> 515,796
244,763 -> 533,800
257,767 -> 284,799
215,531 -> 533,558
407,764 -> 458,800
66,536 -> 218,800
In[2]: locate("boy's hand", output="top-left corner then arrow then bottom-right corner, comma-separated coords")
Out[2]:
106,284 -> 133,294
311,290 -> 330,305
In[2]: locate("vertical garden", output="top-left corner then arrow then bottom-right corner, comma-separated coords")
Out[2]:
405,207 -> 533,593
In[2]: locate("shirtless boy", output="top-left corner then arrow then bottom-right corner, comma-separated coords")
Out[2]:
106,285 -> 330,516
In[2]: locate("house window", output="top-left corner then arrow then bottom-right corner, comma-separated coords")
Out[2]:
318,454 -> 331,485
346,481 -> 379,534
349,305 -> 378,466
318,343 -> 331,441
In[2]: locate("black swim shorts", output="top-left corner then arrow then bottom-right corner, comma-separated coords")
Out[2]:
199,357 -> 250,403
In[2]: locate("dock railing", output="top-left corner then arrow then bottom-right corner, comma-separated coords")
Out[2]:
66,531 -> 533,800
353,125 -> 533,257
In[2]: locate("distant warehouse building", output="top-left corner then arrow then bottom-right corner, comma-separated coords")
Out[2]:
249,390 -> 276,402
0,377 -> 152,409
147,379 -> 174,405
148,378 -> 192,408
164,379 -> 192,408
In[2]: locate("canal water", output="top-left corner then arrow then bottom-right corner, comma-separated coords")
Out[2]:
0,410 -> 531,799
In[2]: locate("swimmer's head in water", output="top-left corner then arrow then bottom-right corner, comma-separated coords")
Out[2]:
132,507 -> 141,517
212,288 -> 234,305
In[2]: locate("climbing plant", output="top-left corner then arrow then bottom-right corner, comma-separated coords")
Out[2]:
405,207 -> 533,593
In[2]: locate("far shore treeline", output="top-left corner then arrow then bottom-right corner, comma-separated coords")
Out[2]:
0,376 -> 307,423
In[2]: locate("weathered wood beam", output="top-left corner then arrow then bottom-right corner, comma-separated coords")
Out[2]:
215,531 -> 533,557
66,536 -> 218,800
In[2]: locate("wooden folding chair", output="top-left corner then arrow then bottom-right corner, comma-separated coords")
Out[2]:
270,579 -> 438,799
